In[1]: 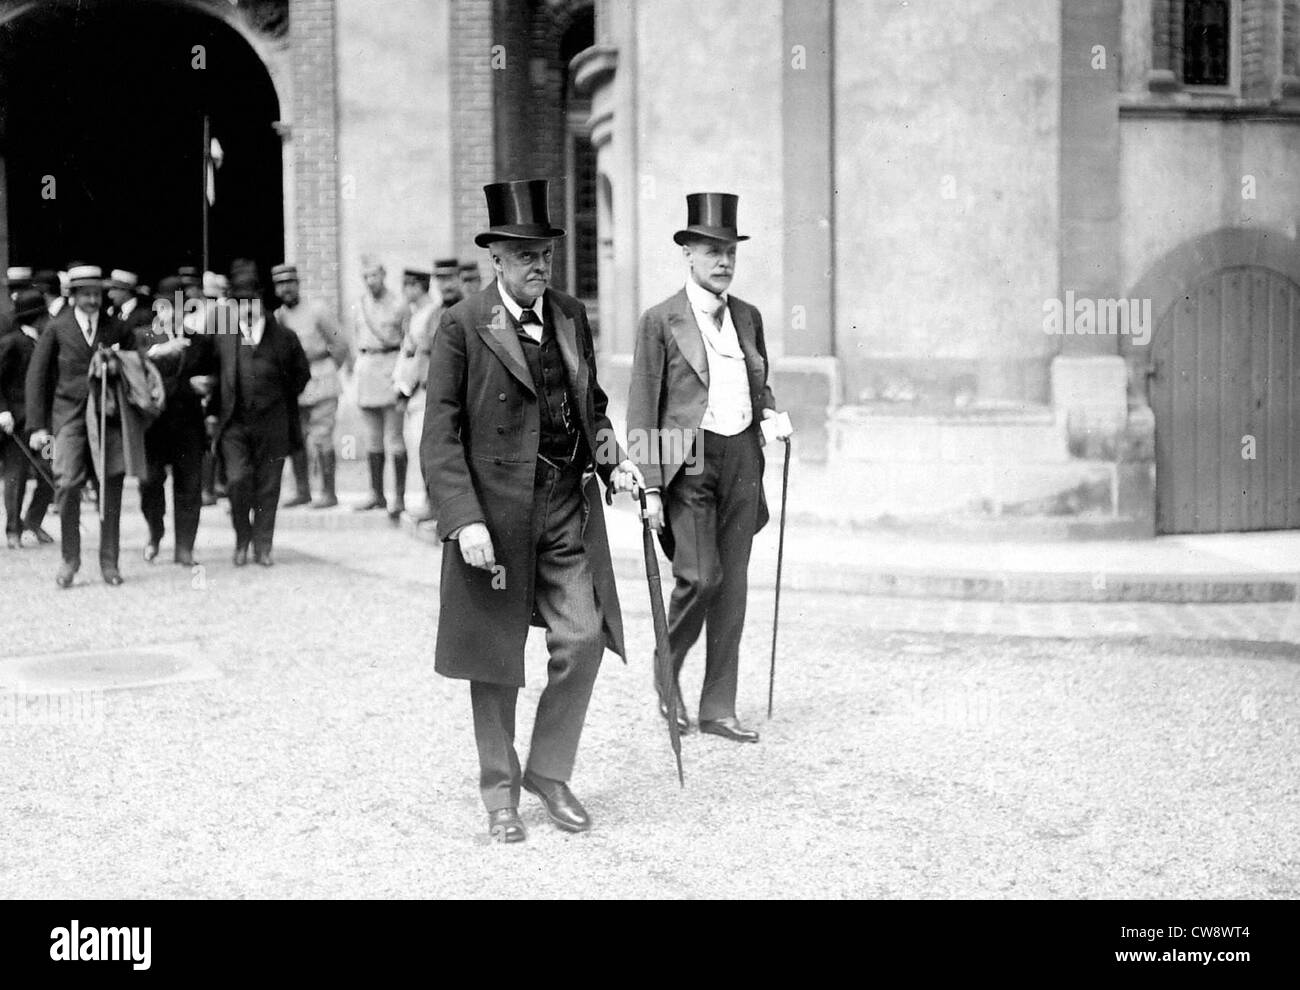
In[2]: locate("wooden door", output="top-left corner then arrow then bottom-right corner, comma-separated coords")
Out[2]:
1152,266 -> 1300,534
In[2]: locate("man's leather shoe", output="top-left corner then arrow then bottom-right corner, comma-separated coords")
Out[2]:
254,550 -> 273,567
522,773 -> 592,833
6,534 -> 20,550
201,491 -> 218,507
282,491 -> 311,509
25,524 -> 53,545
310,494 -> 338,510
487,808 -> 526,844
101,568 -> 124,587
174,550 -> 198,567
233,545 -> 249,567
143,541 -> 159,563
699,716 -> 760,744
55,560 -> 78,589
659,695 -> 690,734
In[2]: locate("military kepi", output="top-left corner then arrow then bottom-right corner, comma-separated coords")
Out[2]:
271,264 -> 299,285
673,192 -> 750,245
474,178 -> 566,247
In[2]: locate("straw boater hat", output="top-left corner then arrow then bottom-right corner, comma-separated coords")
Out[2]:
106,269 -> 139,292
67,264 -> 104,289
673,192 -> 750,245
7,266 -> 33,290
474,179 -> 565,247
270,264 -> 299,285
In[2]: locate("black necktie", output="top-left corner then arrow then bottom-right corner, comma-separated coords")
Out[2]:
519,310 -> 541,326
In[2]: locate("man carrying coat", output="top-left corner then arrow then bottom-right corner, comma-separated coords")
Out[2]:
421,178 -> 643,843
626,192 -> 793,744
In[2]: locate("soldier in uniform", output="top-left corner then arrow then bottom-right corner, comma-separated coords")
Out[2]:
459,260 -> 483,297
25,265 -> 139,588
0,289 -> 55,549
434,257 -> 464,310
627,193 -> 792,743
422,178 -> 644,842
273,263 -> 351,510
394,267 -> 437,521
352,257 -> 408,516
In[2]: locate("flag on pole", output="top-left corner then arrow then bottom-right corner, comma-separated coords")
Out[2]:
206,136 -> 224,205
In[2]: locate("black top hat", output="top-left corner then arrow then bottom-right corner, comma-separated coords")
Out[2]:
673,192 -> 750,245
475,179 -> 566,247
12,288 -> 46,324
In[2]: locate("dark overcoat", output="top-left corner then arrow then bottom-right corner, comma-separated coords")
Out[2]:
625,288 -> 776,557
24,307 -> 135,436
420,281 -> 627,686
207,314 -> 311,461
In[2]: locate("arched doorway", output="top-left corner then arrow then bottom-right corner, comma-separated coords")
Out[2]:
0,0 -> 283,287
1133,229 -> 1300,534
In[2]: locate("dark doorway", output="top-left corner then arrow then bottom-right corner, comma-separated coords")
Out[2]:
0,0 -> 282,287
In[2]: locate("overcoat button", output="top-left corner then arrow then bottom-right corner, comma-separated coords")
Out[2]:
498,393 -> 506,401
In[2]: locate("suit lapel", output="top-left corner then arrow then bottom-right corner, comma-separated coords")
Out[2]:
546,292 -> 587,401
475,283 -> 536,396
667,289 -> 708,387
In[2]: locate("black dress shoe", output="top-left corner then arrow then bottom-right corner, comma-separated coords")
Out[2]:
282,491 -> 311,509
487,808 -> 526,844
143,541 -> 159,563
232,545 -> 249,567
522,773 -> 592,833
174,550 -> 198,567
201,491 -> 218,507
6,534 -> 20,550
101,568 -> 124,587
699,716 -> 760,744
25,524 -> 53,545
254,550 -> 274,567
658,695 -> 690,734
55,560 -> 78,589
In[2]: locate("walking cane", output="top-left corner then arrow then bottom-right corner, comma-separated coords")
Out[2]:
98,349 -> 108,524
11,431 -> 86,536
767,434 -> 791,719
639,489 -> 684,787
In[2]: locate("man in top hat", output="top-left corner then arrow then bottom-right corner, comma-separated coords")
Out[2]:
459,261 -> 483,297
134,275 -> 212,567
0,288 -> 55,549
626,192 -> 793,743
422,178 -> 644,842
205,266 -> 310,566
393,267 -> 437,521
352,256 -> 409,515
25,264 -> 142,587
273,262 -> 351,510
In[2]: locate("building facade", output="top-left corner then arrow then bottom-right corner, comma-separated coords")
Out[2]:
2,0 -> 1297,535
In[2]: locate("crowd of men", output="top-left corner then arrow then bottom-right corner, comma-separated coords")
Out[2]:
0,257 -> 483,579
1,180 -> 794,844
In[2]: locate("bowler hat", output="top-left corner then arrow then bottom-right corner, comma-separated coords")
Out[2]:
673,192 -> 749,245
12,288 -> 46,324
474,179 -> 565,247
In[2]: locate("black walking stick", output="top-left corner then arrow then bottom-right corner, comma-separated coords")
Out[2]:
768,435 -> 791,719
10,432 -> 85,536
639,489 -> 684,787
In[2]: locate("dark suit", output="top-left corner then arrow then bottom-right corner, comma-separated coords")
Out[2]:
626,287 -> 776,721
208,314 -> 310,553
0,325 -> 53,536
25,306 -> 136,569
421,281 -> 626,811
134,308 -> 210,556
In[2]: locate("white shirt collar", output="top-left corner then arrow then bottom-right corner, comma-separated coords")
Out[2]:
119,297 -> 137,318
20,324 -> 39,341
242,316 -> 266,346
496,278 -> 544,327
684,276 -> 728,317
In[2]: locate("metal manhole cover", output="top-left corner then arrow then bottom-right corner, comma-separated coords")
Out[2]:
0,643 -> 221,693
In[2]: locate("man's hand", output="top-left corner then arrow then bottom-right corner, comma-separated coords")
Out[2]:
0,411 -> 14,435
641,491 -> 665,533
29,429 -> 50,452
610,458 -> 645,496
762,408 -> 794,440
189,375 -> 215,398
147,337 -> 191,360
456,522 -> 496,571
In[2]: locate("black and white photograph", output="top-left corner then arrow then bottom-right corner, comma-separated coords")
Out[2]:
0,0 -> 1295,951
